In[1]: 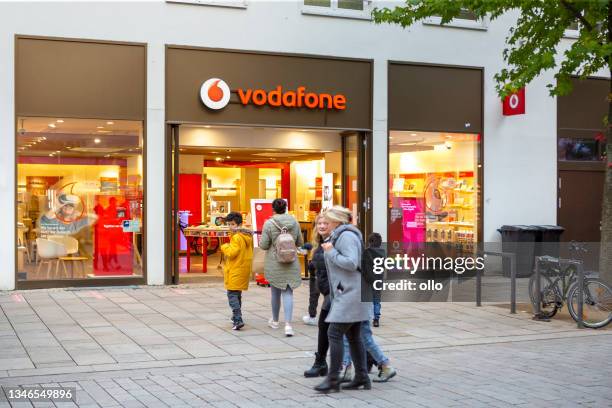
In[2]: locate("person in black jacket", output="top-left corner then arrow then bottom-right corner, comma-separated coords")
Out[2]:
304,214 -> 332,378
362,233 -> 384,327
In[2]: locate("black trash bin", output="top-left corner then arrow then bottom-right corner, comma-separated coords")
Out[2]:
498,225 -> 539,277
534,225 -> 565,259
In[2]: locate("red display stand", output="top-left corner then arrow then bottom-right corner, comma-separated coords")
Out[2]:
93,195 -> 133,276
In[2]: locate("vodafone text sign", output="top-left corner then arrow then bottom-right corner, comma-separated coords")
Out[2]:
200,78 -> 347,111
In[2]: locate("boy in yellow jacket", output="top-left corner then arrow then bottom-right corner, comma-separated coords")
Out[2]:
221,212 -> 254,330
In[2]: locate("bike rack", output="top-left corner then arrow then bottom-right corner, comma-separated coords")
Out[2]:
534,256 -> 584,329
477,251 -> 517,314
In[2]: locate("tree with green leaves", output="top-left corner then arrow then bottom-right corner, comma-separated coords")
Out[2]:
374,0 -> 611,282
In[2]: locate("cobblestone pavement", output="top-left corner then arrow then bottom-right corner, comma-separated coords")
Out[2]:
0,283 -> 610,407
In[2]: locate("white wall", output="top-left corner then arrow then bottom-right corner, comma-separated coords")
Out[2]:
0,1 -> 582,288
0,15 -> 15,290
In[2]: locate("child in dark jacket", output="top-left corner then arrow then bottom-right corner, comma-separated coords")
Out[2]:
362,232 -> 385,327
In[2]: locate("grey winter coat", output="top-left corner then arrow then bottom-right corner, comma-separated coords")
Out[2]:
259,213 -> 304,290
324,224 -> 372,323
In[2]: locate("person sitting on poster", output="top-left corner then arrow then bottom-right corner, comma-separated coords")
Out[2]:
39,193 -> 98,237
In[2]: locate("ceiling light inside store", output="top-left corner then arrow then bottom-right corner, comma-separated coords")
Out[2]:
215,157 -> 222,161
97,126 -> 104,129
104,154 -> 111,158
41,137 -> 47,140
106,121 -> 114,125
226,156 -> 230,159
94,138 -> 101,144
48,123 -> 56,128
56,119 -> 64,123
410,133 -> 417,136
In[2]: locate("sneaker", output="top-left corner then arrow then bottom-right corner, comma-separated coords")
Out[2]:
339,364 -> 353,383
373,365 -> 396,383
373,319 -> 380,327
302,315 -> 317,326
284,323 -> 294,337
268,318 -> 279,329
232,321 -> 245,331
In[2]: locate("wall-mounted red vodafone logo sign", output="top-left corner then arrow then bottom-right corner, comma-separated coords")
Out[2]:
200,78 -> 347,111
502,88 -> 525,116
200,78 -> 231,110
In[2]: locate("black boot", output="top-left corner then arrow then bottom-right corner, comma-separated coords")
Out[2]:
342,377 -> 372,390
314,375 -> 340,393
304,353 -> 328,378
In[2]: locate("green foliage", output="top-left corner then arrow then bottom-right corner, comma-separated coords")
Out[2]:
372,0 -> 611,98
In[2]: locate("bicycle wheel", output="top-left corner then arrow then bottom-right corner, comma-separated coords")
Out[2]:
206,237 -> 220,256
191,238 -> 203,256
567,278 -> 612,329
528,272 -> 560,318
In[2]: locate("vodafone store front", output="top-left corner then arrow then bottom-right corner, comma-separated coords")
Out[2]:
164,46 -> 373,284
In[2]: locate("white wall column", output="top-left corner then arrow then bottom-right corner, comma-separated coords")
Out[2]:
372,58 -> 388,240
146,41 -> 166,285
0,32 -> 15,290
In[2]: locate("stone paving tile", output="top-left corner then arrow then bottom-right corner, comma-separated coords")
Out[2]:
1,284 -> 611,407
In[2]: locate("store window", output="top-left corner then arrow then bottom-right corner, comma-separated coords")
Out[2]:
16,117 -> 144,281
166,0 -> 248,8
558,137 -> 606,162
424,8 -> 488,30
302,0 -> 372,20
388,131 -> 480,253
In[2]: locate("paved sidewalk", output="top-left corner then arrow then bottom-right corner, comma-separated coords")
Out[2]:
1,283 -> 610,407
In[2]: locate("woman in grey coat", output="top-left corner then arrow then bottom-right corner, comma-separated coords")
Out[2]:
259,198 -> 303,337
314,206 -> 371,393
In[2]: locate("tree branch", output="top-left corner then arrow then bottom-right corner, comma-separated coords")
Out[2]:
560,0 -> 594,32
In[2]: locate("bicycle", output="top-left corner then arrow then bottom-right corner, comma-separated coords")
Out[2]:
528,241 -> 612,328
178,220 -> 220,256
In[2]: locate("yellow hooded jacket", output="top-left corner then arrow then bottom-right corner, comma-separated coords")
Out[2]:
220,228 -> 254,291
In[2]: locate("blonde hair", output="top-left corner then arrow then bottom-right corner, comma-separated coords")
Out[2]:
310,213 -> 324,250
322,206 -> 352,225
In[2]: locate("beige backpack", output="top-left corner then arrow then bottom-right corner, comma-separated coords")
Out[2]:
269,218 -> 297,263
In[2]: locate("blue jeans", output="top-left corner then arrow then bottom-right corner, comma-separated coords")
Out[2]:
343,320 -> 389,366
227,290 -> 242,323
373,299 -> 381,320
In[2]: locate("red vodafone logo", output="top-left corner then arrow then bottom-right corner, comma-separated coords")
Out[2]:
200,78 -> 231,110
502,88 -> 525,116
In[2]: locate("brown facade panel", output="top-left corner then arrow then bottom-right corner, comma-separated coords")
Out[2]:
388,63 -> 482,133
166,47 -> 372,130
16,37 -> 146,120
557,77 -> 609,133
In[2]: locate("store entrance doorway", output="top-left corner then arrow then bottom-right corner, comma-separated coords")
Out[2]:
166,125 -> 370,284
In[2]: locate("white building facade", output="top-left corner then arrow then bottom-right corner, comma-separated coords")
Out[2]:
1,1 -> 601,290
